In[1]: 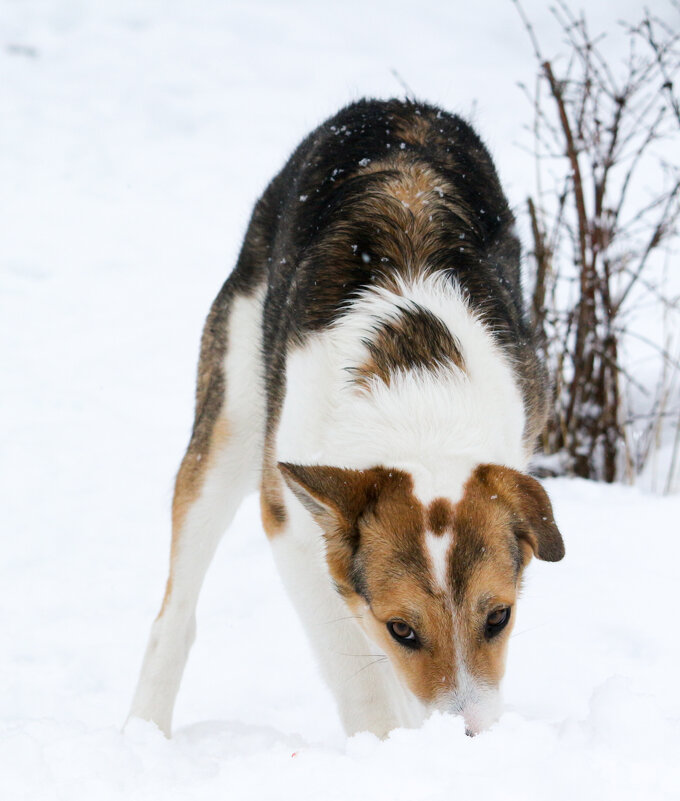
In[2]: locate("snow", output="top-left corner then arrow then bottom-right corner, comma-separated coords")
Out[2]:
2,1 -> 679,799
3,484 -> 680,800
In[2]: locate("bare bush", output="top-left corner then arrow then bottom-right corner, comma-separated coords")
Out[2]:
513,0 -> 680,487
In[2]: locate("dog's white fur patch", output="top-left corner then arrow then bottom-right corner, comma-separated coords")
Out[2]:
424,530 -> 453,592
222,285 -> 267,461
433,621 -> 502,735
277,272 -> 527,503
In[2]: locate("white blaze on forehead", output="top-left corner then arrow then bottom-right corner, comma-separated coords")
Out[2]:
424,530 -> 453,591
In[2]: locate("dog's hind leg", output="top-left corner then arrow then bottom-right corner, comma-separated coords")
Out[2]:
128,281 -> 266,736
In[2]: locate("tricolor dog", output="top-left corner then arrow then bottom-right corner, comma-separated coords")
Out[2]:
129,98 -> 564,739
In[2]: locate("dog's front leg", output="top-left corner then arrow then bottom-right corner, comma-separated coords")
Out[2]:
269,530 -> 423,738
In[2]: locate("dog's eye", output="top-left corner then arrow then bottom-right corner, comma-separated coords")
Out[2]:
387,620 -> 420,649
485,607 -> 511,638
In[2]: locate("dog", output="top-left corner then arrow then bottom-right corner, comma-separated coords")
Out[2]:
129,98 -> 564,739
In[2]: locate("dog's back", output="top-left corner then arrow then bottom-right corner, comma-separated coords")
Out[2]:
227,98 -> 545,430
129,99 -> 560,740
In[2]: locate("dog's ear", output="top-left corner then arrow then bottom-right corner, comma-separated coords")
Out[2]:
277,463 -> 389,531
477,464 -> 565,563
277,463 -> 391,589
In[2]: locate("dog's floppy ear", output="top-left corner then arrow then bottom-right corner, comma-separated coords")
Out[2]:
277,463 -> 388,532
277,463 -> 391,589
478,464 -> 565,562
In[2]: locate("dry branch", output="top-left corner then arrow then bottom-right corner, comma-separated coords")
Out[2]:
514,0 -> 680,486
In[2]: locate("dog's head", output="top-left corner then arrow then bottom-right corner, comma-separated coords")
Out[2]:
279,461 -> 564,734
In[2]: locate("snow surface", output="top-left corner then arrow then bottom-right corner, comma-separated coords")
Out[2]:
2,1 -> 680,799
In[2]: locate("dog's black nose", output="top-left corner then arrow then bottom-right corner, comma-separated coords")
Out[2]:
465,727 -> 476,738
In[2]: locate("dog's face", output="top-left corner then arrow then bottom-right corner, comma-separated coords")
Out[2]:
279,462 -> 564,734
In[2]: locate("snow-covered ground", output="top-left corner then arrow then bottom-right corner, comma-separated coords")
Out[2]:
2,1 -> 679,799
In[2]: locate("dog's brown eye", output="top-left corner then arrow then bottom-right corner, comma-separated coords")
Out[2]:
391,621 -> 412,638
485,607 -> 510,638
387,620 -> 420,649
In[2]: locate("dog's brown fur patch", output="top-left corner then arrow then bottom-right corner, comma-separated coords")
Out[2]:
428,498 -> 455,536
278,463 -> 415,593
360,159 -> 453,216
464,463 -> 565,563
171,415 -> 230,534
158,415 -> 231,618
392,112 -> 432,147
341,156 -> 477,283
353,303 -> 466,390
260,442 -> 288,538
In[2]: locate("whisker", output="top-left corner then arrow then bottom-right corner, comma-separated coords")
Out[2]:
511,623 -> 549,639
335,652 -> 387,658
349,657 -> 388,679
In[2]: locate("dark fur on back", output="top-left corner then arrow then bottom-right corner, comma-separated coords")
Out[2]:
198,98 -> 547,454
354,304 -> 466,389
